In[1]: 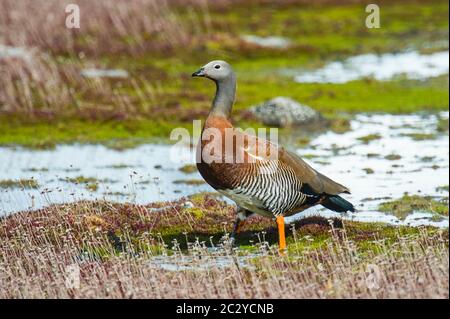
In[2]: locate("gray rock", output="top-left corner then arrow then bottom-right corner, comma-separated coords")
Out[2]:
250,97 -> 323,127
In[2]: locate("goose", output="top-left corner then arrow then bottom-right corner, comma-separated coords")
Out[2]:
192,60 -> 355,252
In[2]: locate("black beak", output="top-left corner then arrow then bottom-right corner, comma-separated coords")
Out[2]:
192,67 -> 205,77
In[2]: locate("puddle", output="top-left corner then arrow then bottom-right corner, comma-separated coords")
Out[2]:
0,45 -> 32,60
241,35 -> 291,48
80,68 -> 129,78
0,113 -> 448,227
294,51 -> 449,83
148,250 -> 259,271
286,112 -> 449,228
0,144 -> 213,215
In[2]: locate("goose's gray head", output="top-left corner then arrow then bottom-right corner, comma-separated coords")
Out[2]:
191,60 -> 234,82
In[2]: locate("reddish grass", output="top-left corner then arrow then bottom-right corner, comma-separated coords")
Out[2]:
0,197 -> 448,298
0,0 -> 202,57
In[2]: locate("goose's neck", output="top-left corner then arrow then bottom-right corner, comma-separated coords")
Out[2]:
210,74 -> 236,119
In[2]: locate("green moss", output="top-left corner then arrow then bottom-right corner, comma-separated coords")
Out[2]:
0,179 -> 39,189
0,117 -> 190,149
301,154 -> 318,160
379,194 -> 449,218
103,191 -> 130,196
357,134 -> 382,144
329,117 -> 352,134
437,117 -> 449,132
188,192 -> 221,205
385,154 -> 402,161
3,196 -> 447,262
183,207 -> 205,219
295,136 -> 311,147
400,132 -> 438,141
60,176 -> 115,191
367,153 -> 380,158
234,76 -> 449,115
62,176 -> 99,184
102,164 -> 134,169
420,156 -> 436,163
86,183 -> 99,192
0,0 -> 448,147
22,167 -> 49,172
173,179 -> 205,186
178,164 -> 197,174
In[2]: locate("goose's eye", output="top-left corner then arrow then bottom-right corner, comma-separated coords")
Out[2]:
214,64 -> 221,69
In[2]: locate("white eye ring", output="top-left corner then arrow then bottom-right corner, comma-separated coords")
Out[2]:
214,64 -> 221,69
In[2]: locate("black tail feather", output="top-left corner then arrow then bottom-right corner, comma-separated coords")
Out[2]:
322,195 -> 355,213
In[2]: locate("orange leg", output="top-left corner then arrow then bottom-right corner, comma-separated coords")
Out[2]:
230,217 -> 246,245
276,215 -> 286,254
234,220 -> 246,234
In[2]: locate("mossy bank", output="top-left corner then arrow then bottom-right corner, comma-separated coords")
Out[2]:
2,193 -> 447,259
0,0 -> 448,148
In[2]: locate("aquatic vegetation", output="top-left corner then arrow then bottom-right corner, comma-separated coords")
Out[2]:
301,154 -> 318,160
384,154 -> 402,161
437,117 -> 449,132
86,183 -> 99,192
329,117 -> 352,134
22,167 -> 49,172
178,164 -> 198,174
101,163 -> 137,169
400,133 -> 438,141
0,179 -> 39,189
379,194 -> 449,219
61,176 -> 99,184
420,156 -> 436,163
173,179 -> 205,186
357,134 -> 382,144
363,168 -> 375,174
295,136 -> 311,147
59,176 -> 115,192
103,191 -> 131,197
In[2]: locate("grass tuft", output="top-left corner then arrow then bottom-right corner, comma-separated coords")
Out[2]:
0,194 -> 448,298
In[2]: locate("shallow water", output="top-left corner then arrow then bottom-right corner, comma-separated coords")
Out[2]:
148,250 -> 259,271
294,51 -> 449,83
0,113 -> 448,227
287,112 -> 449,227
241,35 -> 291,48
0,45 -> 32,61
80,68 -> 129,78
